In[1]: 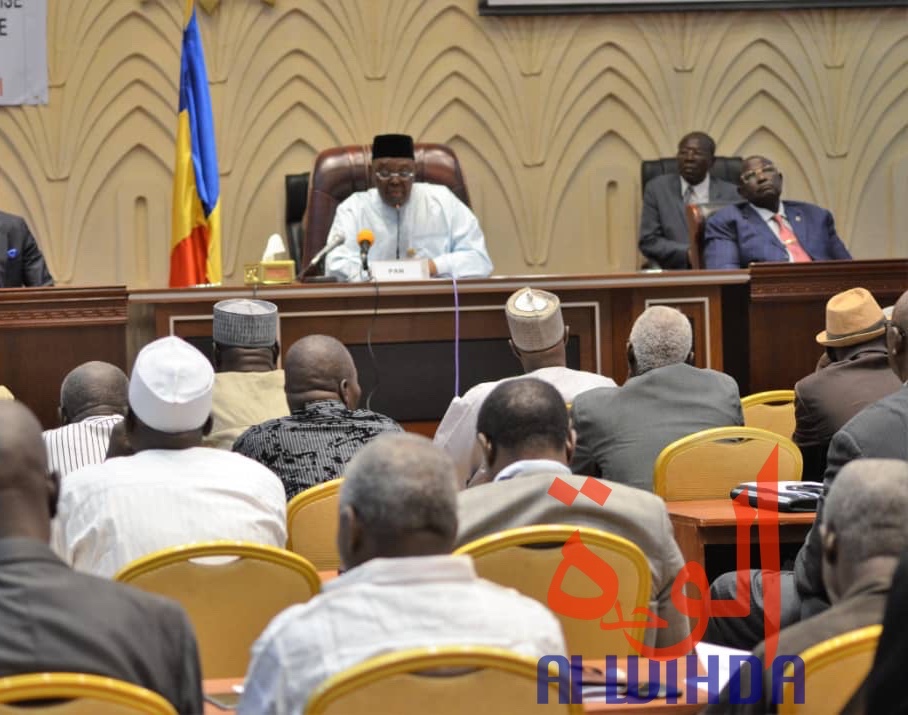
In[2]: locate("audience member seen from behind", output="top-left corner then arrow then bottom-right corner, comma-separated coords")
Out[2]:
324,134 -> 493,281
205,298 -> 289,450
435,286 -> 615,487
703,155 -> 851,268
571,305 -> 743,492
456,377 -> 690,650
237,433 -> 567,715
638,131 -> 739,270
705,459 -> 908,715
43,361 -> 129,478
793,288 -> 901,480
56,336 -> 286,578
233,334 -> 402,500
0,401 -> 202,714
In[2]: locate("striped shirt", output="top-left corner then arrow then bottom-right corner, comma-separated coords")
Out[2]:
233,400 -> 402,500
43,415 -> 123,478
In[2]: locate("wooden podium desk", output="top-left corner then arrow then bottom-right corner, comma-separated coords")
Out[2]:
129,272 -> 746,430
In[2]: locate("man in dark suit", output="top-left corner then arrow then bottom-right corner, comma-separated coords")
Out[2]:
703,155 -> 851,269
0,400 -> 202,714
456,378 -> 691,650
0,210 -> 53,287
638,131 -> 739,269
793,288 -> 901,480
706,459 -> 908,714
571,305 -> 743,492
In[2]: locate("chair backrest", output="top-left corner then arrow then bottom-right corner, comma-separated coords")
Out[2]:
454,525 -> 651,657
114,541 -> 320,678
640,157 -> 743,197
779,625 -> 882,715
302,143 -> 471,270
0,673 -> 176,715
306,646 -> 583,715
741,390 -> 796,439
286,478 -> 343,570
686,202 -> 734,269
653,426 -> 803,501
284,172 -> 309,276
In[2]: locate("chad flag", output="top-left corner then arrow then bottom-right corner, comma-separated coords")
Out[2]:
170,0 -> 221,287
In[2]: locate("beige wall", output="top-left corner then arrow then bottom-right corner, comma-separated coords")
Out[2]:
1,0 -> 906,288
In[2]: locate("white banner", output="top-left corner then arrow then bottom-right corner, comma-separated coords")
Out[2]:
0,0 -> 47,105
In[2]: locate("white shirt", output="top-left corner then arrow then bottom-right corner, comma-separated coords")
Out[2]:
324,183 -> 493,282
237,555 -> 566,715
751,200 -> 797,262
680,175 -> 710,204
57,447 -> 287,578
43,414 -> 123,477
493,459 -> 572,483
434,366 -> 617,484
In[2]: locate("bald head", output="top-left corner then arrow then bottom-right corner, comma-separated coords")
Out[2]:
284,335 -> 361,411
0,401 -> 58,541
60,361 -> 129,424
887,290 -> 908,382
628,306 -> 693,376
339,433 -> 458,569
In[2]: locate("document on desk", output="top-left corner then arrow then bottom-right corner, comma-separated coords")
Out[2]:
695,641 -> 751,696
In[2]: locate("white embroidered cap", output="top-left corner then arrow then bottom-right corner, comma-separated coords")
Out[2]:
505,287 -> 565,352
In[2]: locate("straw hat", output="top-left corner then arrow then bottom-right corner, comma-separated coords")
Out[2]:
815,288 -> 887,348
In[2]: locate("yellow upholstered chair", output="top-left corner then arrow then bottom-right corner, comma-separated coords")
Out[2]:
455,525 -> 651,657
742,390 -> 797,438
0,673 -> 175,714
114,541 -> 320,679
286,478 -> 342,570
306,646 -> 583,714
653,426 -> 802,501
778,624 -> 881,715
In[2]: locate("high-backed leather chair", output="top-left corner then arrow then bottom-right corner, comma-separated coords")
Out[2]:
302,144 -> 471,272
686,202 -> 733,269
285,172 -> 309,275
640,156 -> 743,197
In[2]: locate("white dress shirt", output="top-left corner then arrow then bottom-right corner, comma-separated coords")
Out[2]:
434,366 -> 616,484
43,414 -> 123,477
237,555 -> 566,715
57,447 -> 287,578
680,175 -> 710,204
750,200 -> 797,262
324,183 -> 493,282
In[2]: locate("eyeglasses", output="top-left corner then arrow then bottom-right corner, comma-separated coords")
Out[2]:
740,165 -> 778,183
374,169 -> 415,181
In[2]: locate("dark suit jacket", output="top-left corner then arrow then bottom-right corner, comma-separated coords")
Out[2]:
456,469 -> 690,649
0,538 -> 202,714
571,362 -> 744,492
703,200 -> 851,269
0,210 -> 53,287
705,572 -> 890,714
794,386 -> 908,612
793,345 -> 902,480
639,174 -> 739,269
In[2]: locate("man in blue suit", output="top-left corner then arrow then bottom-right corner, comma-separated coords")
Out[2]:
703,155 -> 851,269
0,210 -> 53,287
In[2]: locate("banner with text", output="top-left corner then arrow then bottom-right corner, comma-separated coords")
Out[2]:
0,0 -> 47,105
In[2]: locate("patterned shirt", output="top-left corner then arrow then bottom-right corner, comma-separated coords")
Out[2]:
43,414 -> 123,478
233,400 -> 403,500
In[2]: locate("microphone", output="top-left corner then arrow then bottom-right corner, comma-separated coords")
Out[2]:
358,229 -> 375,273
301,233 -> 344,276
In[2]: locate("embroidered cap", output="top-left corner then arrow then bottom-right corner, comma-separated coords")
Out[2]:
128,336 -> 214,433
505,287 -> 565,352
212,299 -> 278,348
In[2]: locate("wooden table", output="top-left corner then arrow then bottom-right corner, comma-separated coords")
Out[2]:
667,499 -> 816,570
203,656 -> 708,713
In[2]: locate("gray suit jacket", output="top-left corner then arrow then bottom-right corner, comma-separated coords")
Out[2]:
794,385 -> 908,613
456,470 -> 690,650
638,174 -> 739,269
571,362 -> 744,492
0,210 -> 53,287
0,538 -> 202,714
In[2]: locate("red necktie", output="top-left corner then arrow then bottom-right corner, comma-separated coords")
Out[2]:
772,214 -> 812,263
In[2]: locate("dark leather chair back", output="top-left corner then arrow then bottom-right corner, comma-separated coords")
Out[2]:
641,156 -> 744,196
686,202 -> 733,269
285,172 -> 309,275
302,144 -> 471,271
